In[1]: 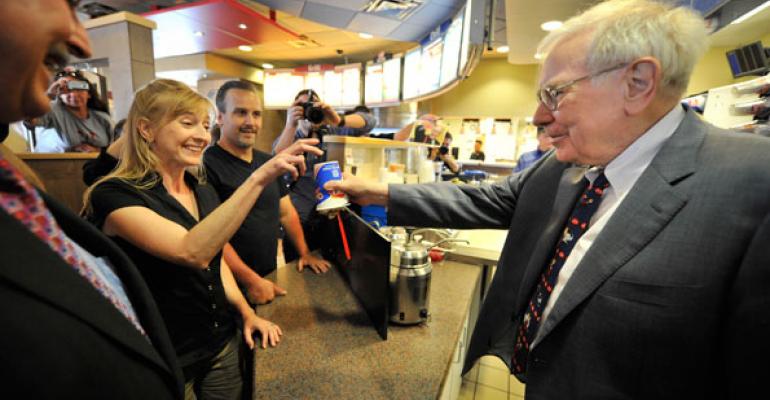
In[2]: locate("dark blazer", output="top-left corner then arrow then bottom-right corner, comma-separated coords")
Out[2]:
0,190 -> 184,399
388,109 -> 770,399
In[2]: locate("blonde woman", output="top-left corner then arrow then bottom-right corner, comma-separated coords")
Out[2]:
84,79 -> 321,399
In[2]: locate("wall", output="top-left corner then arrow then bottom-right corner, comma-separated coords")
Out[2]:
687,32 -> 770,95
424,58 -> 540,118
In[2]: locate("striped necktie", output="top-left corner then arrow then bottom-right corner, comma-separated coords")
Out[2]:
512,172 -> 610,374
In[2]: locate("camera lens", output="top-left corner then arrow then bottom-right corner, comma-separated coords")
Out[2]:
303,102 -> 325,124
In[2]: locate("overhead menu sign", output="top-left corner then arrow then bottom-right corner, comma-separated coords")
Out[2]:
264,63 -> 362,109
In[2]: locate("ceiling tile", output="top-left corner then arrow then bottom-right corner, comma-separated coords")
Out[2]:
308,0 -> 368,12
387,22 -> 431,42
405,3 -> 453,25
346,12 -> 401,36
280,15 -> 338,34
301,3 -> 356,29
257,0 -> 305,15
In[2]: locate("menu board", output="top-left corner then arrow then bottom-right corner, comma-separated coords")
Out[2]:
440,14 -> 463,87
264,69 -> 305,108
420,40 -> 443,94
263,64 -> 361,109
382,57 -> 401,103
340,64 -> 362,107
323,69 -> 343,106
365,57 -> 401,105
403,47 -> 421,100
365,62 -> 384,104
459,5 -> 471,77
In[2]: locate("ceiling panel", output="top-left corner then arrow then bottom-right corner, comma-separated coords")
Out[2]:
346,12 -> 402,36
300,2 -> 357,28
309,0 -> 369,11
256,0 -> 306,15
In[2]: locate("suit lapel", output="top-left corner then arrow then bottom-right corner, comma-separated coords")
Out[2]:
515,165 -> 587,313
532,109 -> 704,347
0,200 -> 175,378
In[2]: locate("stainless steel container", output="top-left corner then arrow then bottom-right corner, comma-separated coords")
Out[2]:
389,242 -> 431,325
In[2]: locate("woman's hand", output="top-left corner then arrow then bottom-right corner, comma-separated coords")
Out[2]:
242,313 -> 283,350
252,138 -> 322,184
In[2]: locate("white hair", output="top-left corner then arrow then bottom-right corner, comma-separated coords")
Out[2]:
537,0 -> 708,97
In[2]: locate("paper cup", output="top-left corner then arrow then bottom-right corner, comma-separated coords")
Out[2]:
314,161 -> 349,211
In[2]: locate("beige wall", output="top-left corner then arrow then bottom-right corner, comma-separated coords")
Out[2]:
425,58 -> 540,118
687,32 -> 770,95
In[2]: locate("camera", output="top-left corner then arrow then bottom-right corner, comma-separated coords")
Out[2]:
66,80 -> 89,91
302,102 -> 325,124
439,146 -> 449,156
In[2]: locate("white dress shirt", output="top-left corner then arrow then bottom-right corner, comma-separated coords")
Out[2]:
535,105 -> 685,340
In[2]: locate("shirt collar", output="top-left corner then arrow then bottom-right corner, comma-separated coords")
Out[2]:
586,105 -> 684,193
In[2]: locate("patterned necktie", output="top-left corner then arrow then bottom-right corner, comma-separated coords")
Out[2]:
512,172 -> 610,374
0,156 -> 146,336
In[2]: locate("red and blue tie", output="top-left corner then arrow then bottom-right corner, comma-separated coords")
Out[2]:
512,172 -> 610,374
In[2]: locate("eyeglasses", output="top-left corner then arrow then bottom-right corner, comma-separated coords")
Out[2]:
536,63 -> 628,111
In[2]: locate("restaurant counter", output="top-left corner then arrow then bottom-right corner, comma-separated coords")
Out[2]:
252,259 -> 482,399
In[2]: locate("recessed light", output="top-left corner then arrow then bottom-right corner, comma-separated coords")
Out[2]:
496,45 -> 509,53
202,73 -> 208,79
238,45 -> 253,52
359,32 -> 373,39
262,63 -> 274,69
238,23 -> 247,30
193,31 -> 204,37
540,20 -> 563,31
534,53 -> 545,60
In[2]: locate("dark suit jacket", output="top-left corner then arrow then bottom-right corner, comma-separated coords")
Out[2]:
0,190 -> 184,399
389,109 -> 770,399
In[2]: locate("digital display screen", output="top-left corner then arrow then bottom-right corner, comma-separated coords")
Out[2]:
382,57 -> 401,103
440,14 -> 463,86
340,64 -> 362,106
421,39 -> 443,94
264,70 -> 305,108
403,47 -> 422,100
365,62 -> 384,104
323,70 -> 343,106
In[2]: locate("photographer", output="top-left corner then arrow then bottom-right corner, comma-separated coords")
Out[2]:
273,89 -> 376,262
429,132 -> 460,175
26,69 -> 113,152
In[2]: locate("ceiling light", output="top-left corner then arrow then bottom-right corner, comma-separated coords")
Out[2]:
540,20 -> 563,31
262,63 -> 274,69
193,31 -> 204,37
496,45 -> 509,53
359,32 -> 374,39
238,23 -> 247,30
238,45 -> 253,52
731,1 -> 770,24
201,73 -> 208,79
534,53 -> 545,60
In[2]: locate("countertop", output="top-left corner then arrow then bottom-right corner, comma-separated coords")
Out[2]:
449,229 -> 508,265
252,260 -> 481,399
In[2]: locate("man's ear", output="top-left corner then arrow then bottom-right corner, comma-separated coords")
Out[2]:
136,118 -> 154,143
623,57 -> 660,114
216,112 -> 224,126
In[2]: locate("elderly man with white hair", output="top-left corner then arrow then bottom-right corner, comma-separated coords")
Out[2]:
326,0 -> 770,398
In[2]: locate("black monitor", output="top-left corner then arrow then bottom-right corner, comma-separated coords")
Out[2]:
726,41 -> 769,78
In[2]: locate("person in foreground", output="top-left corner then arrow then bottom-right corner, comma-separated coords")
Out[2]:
0,1 -> 183,398
327,0 -> 770,398
83,79 -> 321,399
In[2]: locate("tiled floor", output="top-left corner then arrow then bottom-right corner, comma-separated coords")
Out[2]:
458,356 -> 526,400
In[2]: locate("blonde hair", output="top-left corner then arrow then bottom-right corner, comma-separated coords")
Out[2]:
537,0 -> 708,97
82,79 -> 214,215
